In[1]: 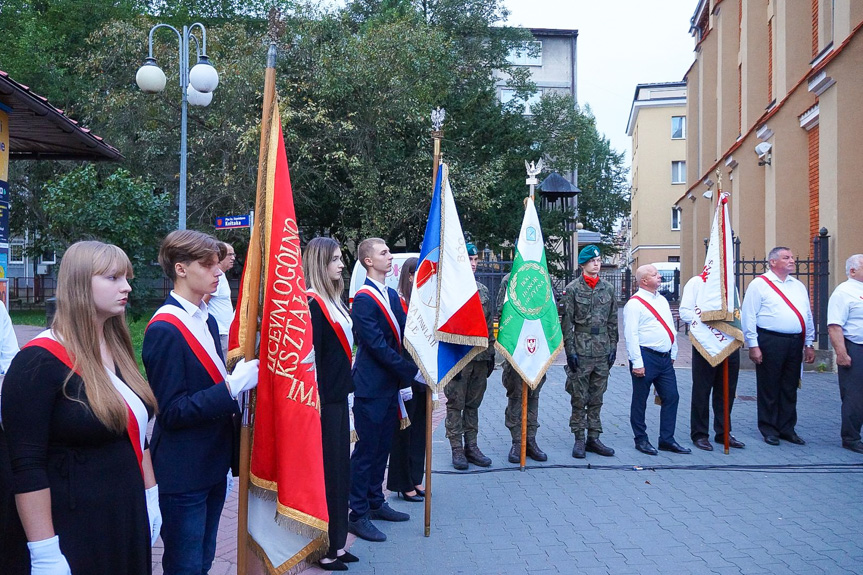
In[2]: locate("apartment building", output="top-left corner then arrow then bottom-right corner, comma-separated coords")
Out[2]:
679,0 -> 863,288
626,82 -> 687,271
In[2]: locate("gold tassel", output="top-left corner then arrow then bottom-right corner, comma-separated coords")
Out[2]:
350,429 -> 359,443
400,416 -> 411,430
654,391 -> 662,406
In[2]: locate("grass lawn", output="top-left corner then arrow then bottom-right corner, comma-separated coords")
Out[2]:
12,308 -> 156,373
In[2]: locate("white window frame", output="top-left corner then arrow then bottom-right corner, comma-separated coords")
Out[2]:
9,242 -> 24,265
671,161 -> 686,184
671,207 -> 682,230
506,41 -> 543,66
39,250 -> 56,265
671,116 -> 686,139
500,88 -> 542,115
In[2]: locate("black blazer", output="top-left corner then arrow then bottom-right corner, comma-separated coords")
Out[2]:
142,296 -> 240,494
308,297 -> 354,404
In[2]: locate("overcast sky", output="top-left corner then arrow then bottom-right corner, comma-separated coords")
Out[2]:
501,0 -> 696,168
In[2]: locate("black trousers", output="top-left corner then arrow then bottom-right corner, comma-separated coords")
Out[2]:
321,400 -> 350,558
755,328 -> 803,437
690,349 -> 740,440
386,383 -> 427,493
839,339 -> 863,445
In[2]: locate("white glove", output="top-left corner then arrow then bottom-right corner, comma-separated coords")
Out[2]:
145,484 -> 162,547
226,471 -> 235,503
414,371 -> 426,385
27,535 -> 72,575
347,392 -> 355,409
399,387 -> 413,402
226,358 -> 260,398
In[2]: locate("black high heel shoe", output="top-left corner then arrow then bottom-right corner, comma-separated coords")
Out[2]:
414,488 -> 425,497
398,491 -> 423,502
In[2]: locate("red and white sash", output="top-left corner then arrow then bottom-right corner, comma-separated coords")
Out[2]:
23,331 -> 148,478
147,304 -> 228,385
631,295 -> 675,345
758,275 -> 806,340
355,283 -> 401,349
307,290 -> 353,363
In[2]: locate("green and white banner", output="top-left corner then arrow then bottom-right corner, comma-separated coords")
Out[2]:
495,197 -> 562,389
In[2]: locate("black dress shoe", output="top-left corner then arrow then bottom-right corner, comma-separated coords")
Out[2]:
658,440 -> 692,454
635,440 -> 658,455
843,441 -> 863,454
780,432 -> 806,445
585,437 -> 615,457
693,437 -> 713,451
337,551 -> 359,563
715,435 -> 745,448
369,502 -> 409,522
763,435 -> 780,446
319,558 -> 348,571
398,491 -> 423,502
348,516 -> 386,542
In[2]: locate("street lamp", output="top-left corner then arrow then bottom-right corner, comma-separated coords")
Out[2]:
136,23 -> 219,230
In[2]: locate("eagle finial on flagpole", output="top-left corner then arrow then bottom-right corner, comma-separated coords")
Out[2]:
431,107 -> 446,132
525,158 -> 543,200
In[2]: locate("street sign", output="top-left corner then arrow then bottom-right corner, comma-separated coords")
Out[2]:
214,214 -> 250,229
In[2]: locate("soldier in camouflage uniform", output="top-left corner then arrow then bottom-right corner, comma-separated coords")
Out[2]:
445,244 -> 495,470
498,273 -> 548,463
561,245 -> 618,459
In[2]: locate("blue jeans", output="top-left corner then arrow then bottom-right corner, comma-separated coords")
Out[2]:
160,479 -> 227,575
630,347 -> 680,445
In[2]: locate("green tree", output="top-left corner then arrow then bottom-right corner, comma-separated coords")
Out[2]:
40,165 -> 173,314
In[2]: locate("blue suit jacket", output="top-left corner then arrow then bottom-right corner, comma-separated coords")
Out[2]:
142,295 -> 240,494
351,279 -> 418,399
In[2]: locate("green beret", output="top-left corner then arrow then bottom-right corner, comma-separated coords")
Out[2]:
466,243 -> 478,256
578,244 -> 601,265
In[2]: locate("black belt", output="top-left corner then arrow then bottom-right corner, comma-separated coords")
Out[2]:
575,325 -> 607,334
640,346 -> 670,358
846,338 -> 863,348
757,327 -> 802,339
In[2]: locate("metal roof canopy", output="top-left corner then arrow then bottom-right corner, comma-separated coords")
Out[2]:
538,171 -> 580,202
0,70 -> 122,161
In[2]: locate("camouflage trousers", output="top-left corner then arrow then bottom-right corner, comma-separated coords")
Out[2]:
564,357 -> 610,439
502,362 -> 545,441
444,361 -> 488,447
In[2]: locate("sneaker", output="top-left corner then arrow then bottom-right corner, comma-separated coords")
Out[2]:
369,502 -> 409,522
348,516 -> 386,542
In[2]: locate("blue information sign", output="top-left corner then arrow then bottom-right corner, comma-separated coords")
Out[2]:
214,215 -> 250,229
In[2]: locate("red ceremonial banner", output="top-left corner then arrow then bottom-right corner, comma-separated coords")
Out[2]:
249,109 -> 328,535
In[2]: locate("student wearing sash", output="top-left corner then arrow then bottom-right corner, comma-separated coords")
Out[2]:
1,241 -> 159,575
623,264 -> 691,456
303,237 -> 359,571
387,257 -> 429,498
742,247 -> 815,446
348,238 -> 420,543
143,230 -> 259,575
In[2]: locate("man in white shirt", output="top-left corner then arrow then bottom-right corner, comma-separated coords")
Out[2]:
679,276 -> 744,451
623,265 -> 690,455
827,254 -> 863,454
741,246 -> 815,446
205,243 -> 235,360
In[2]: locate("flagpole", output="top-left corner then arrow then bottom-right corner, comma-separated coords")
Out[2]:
236,42 -> 277,575
425,107 -> 445,537
723,358 -> 730,454
519,160 -> 542,471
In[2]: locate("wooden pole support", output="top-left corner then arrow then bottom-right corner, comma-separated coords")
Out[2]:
520,380 -> 528,471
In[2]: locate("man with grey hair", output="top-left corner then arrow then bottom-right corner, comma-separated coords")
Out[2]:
741,246 -> 815,446
623,264 -> 689,455
827,254 -> 863,454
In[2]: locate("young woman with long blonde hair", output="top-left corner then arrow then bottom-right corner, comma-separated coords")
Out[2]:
303,237 -> 358,570
1,241 -> 159,575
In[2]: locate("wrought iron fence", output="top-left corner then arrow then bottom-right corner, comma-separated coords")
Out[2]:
8,276 -> 57,306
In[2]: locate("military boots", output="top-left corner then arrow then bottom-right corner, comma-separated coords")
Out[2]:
586,437 -> 615,457
464,443 -> 492,467
572,432 -> 586,459
525,437 -> 548,462
451,446 -> 469,470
